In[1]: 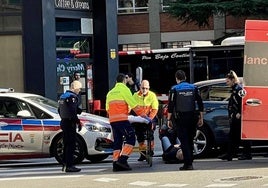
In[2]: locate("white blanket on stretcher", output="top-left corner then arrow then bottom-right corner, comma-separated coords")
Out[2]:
128,115 -> 150,124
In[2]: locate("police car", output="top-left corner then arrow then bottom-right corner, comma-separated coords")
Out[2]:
0,88 -> 113,164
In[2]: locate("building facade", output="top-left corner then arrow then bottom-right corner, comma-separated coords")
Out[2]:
0,0 -> 247,111
117,0 -> 246,50
0,0 -> 118,111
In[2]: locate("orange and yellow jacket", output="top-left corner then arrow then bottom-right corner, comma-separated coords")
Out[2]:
106,83 -> 145,123
133,90 -> 159,120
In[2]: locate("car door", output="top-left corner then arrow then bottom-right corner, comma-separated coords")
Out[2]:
198,82 -> 230,143
0,98 -> 44,156
242,20 -> 268,140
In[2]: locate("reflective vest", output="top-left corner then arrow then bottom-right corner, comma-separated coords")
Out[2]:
133,90 -> 159,119
106,83 -> 144,123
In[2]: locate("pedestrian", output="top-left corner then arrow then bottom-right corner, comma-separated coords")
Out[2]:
166,70 -> 204,170
72,71 -> 83,108
106,73 -> 146,172
58,80 -> 83,173
132,80 -> 159,161
125,72 -> 140,94
73,71 -> 81,82
218,70 -> 252,161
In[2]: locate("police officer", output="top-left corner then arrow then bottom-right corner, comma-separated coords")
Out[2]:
167,70 -> 203,170
58,80 -> 82,173
218,70 -> 252,161
106,73 -> 146,172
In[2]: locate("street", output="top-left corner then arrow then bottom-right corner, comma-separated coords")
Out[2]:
0,152 -> 268,188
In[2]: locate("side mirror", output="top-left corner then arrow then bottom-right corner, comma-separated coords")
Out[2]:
17,110 -> 33,118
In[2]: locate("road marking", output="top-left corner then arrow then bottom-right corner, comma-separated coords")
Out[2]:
159,183 -> 188,187
205,183 -> 237,187
0,168 -> 106,177
0,175 -> 83,181
129,181 -> 157,186
94,177 -> 119,182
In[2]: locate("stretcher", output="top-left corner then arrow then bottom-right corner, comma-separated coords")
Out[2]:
128,115 -> 153,167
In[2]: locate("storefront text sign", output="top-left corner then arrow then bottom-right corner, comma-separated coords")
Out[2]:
57,62 -> 85,76
55,0 -> 90,10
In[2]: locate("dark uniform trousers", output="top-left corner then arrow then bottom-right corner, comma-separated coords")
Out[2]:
175,112 -> 196,166
228,118 -> 251,157
111,120 -> 136,153
60,118 -> 77,167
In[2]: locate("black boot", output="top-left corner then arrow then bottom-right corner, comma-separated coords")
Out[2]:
62,166 -> 81,173
116,156 -> 132,170
138,151 -> 147,161
218,153 -> 232,161
113,161 -> 129,172
238,154 -> 252,160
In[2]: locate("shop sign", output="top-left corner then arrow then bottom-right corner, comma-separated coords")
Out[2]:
140,52 -> 190,61
55,0 -> 90,10
57,62 -> 85,76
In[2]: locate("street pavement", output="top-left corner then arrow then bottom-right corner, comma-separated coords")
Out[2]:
1,129 -> 268,187
1,153 -> 268,188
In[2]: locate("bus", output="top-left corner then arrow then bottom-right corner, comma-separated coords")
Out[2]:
73,37 -> 245,111
119,39 -> 244,101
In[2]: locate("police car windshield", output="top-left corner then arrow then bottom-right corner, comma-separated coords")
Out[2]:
25,96 -> 59,114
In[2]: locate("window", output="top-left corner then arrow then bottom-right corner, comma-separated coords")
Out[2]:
56,18 -> 81,33
0,0 -> 22,32
120,43 -> 150,51
56,36 -> 92,59
161,0 -> 172,12
0,98 -> 33,118
162,41 -> 191,49
29,104 -> 52,119
199,83 -> 231,101
117,0 -> 148,14
0,15 -> 21,31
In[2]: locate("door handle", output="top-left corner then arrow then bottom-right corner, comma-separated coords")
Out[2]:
205,107 -> 215,113
246,98 -> 262,106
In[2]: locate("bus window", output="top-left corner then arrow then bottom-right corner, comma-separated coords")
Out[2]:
119,45 -> 244,96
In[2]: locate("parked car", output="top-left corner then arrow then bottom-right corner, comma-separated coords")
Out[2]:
0,88 -> 113,164
158,78 -> 243,157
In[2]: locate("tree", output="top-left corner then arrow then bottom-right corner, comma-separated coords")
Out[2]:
166,0 -> 268,27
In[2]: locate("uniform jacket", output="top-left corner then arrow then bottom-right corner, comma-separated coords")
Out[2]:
167,81 -> 204,114
228,83 -> 242,119
58,90 -> 80,122
133,90 -> 159,119
106,83 -> 145,123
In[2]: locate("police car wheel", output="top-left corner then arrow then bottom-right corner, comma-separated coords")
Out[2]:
52,134 -> 85,164
193,126 -> 212,157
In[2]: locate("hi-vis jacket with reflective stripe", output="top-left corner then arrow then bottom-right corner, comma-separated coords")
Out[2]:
133,90 -> 159,119
106,83 -> 145,123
